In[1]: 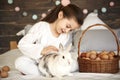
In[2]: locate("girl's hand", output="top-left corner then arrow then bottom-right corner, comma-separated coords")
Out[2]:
41,46 -> 58,55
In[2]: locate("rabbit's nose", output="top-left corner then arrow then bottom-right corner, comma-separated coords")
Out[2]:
68,60 -> 70,65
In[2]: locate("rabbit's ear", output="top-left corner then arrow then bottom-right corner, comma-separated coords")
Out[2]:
59,43 -> 64,51
66,43 -> 72,52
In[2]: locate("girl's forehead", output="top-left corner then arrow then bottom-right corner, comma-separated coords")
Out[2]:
67,18 -> 80,29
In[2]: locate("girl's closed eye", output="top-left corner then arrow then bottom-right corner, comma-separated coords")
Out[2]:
66,24 -> 71,28
69,29 -> 73,31
66,25 -> 73,32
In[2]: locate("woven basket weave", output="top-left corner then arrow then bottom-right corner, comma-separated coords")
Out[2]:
77,24 -> 120,73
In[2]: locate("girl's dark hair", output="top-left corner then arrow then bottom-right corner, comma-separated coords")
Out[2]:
41,4 -> 84,25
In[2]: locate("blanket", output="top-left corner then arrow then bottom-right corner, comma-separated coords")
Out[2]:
0,49 -> 120,80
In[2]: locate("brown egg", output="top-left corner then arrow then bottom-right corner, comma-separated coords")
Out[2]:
90,50 -> 97,55
108,54 -> 114,60
99,51 -> 108,58
89,54 -> 97,60
86,50 -> 97,58
95,57 -> 101,60
86,52 -> 91,58
84,58 -> 90,60
100,54 -> 109,60
82,57 -> 86,59
81,53 -> 86,58
2,66 -> 10,72
101,51 -> 109,55
0,71 -> 8,78
109,51 -> 115,56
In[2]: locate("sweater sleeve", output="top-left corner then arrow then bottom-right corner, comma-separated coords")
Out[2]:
18,22 -> 44,60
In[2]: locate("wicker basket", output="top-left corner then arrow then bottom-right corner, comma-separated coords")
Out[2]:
77,24 -> 120,73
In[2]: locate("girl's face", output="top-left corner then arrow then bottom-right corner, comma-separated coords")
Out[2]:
55,11 -> 80,34
56,18 -> 80,34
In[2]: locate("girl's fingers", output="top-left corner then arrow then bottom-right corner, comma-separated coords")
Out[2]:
41,46 -> 58,55
47,46 -> 58,51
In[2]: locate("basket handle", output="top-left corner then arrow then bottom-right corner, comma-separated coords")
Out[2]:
78,24 -> 120,57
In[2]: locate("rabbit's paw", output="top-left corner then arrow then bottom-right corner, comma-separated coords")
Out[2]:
67,73 -> 73,76
55,75 -> 63,79
45,74 -> 52,78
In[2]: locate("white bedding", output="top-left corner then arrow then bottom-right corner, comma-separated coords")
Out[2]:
0,49 -> 120,80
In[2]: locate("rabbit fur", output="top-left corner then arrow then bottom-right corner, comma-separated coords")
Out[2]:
38,44 -> 73,78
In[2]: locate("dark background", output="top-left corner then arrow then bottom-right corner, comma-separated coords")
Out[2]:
0,0 -> 120,54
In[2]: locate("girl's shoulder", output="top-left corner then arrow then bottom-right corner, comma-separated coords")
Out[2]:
38,21 -> 49,25
28,21 -> 50,34
35,21 -> 49,28
31,21 -> 49,30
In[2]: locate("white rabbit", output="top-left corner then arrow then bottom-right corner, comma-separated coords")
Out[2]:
38,43 -> 73,78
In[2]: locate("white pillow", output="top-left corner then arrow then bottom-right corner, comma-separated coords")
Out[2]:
80,12 -> 107,30
16,24 -> 32,36
72,12 -> 117,52
73,29 -> 118,52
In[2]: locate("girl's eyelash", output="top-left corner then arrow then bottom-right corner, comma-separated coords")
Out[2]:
66,26 -> 69,28
66,25 -> 70,28
66,25 -> 73,31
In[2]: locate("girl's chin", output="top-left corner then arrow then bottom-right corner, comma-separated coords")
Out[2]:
58,30 -> 62,34
60,31 -> 64,34
56,31 -> 61,35
58,32 -> 61,34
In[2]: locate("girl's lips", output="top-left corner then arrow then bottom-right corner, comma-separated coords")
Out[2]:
61,29 -> 65,33
61,29 -> 64,33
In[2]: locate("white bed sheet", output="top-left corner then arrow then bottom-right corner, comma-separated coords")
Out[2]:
0,49 -> 120,80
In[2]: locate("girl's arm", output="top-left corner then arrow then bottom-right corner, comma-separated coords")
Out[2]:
18,22 -> 44,60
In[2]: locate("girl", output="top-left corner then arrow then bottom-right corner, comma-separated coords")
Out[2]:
15,4 -> 84,75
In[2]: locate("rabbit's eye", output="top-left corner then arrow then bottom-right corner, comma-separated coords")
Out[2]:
62,56 -> 65,59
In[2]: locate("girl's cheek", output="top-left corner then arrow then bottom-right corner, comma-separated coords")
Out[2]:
57,28 -> 61,34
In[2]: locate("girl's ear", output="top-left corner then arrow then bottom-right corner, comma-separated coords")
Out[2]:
58,11 -> 64,19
